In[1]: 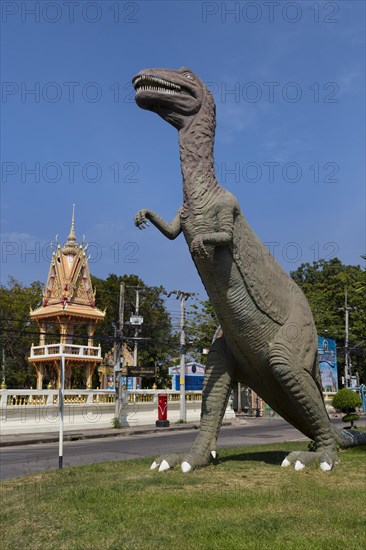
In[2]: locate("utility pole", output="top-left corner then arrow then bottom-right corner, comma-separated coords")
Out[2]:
123,286 -> 145,390
114,282 -> 125,419
168,290 -> 197,422
237,382 -> 241,413
119,282 -> 125,342
113,321 -> 119,418
345,289 -> 350,387
131,288 -> 144,390
58,351 -> 65,469
339,289 -> 354,388
1,349 -> 6,389
133,289 -> 140,387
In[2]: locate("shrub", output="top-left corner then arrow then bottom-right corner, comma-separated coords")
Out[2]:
332,389 -> 362,428
112,417 -> 122,429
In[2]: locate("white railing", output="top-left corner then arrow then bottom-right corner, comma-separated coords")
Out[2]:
0,389 -> 203,407
0,388 -> 337,409
127,389 -> 203,404
0,389 -> 218,434
29,343 -> 102,360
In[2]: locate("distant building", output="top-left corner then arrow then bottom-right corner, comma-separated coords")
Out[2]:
98,346 -> 135,390
169,362 -> 205,391
28,208 -> 105,389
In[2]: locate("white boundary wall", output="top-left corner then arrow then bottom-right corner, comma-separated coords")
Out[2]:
0,389 -> 235,435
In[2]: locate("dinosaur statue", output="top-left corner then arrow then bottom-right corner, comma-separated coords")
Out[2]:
132,67 -> 366,473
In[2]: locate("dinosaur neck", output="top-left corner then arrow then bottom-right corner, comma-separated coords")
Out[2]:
178,101 -> 220,210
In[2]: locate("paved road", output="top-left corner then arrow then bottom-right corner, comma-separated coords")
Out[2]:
0,419 -> 307,480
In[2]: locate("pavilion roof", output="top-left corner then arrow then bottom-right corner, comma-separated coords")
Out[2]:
30,206 -> 105,323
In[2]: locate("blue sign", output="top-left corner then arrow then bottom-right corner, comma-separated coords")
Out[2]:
318,337 -> 338,392
122,376 -> 134,390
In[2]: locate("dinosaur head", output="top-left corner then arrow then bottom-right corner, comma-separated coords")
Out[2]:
132,67 -> 208,130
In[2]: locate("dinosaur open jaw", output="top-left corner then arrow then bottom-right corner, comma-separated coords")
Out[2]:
133,75 -> 182,95
132,69 -> 201,126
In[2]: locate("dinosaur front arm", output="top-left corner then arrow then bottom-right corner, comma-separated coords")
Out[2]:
190,206 -> 234,257
203,204 -> 235,245
199,231 -> 232,246
135,208 -> 182,240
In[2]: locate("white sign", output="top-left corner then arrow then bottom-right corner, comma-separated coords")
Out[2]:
130,315 -> 143,325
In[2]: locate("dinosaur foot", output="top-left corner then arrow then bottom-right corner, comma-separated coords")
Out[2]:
281,450 -> 338,472
181,451 -> 212,473
150,451 -> 217,473
150,454 -> 180,472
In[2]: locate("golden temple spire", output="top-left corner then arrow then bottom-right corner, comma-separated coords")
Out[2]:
68,204 -> 76,241
63,204 -> 78,254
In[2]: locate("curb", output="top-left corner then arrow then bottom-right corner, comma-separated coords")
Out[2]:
0,422 -> 213,448
1,417 -> 362,449
0,419 -> 291,448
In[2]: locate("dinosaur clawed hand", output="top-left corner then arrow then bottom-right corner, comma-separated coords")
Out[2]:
281,450 -> 337,472
190,235 -> 209,259
150,451 -> 215,473
134,209 -> 150,229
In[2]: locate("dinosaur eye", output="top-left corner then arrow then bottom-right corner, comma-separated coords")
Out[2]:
184,73 -> 195,81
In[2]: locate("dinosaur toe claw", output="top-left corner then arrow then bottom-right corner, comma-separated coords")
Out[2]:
181,461 -> 192,473
159,460 -> 171,472
320,461 -> 332,472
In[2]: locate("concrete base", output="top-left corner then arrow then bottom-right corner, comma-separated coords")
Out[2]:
155,420 -> 170,428
235,414 -> 248,425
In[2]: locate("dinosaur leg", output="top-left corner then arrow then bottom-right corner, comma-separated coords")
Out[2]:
180,335 -> 235,472
150,335 -> 234,472
270,330 -> 338,471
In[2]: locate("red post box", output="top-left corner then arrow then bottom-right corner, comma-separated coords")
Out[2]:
156,393 -> 169,427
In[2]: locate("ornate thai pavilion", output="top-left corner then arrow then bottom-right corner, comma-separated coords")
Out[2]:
28,208 -> 105,389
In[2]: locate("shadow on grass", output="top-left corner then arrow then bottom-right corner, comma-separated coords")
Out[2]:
219,450 -> 288,466
220,443 -> 366,467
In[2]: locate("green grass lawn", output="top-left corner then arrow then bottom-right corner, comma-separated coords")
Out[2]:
1,441 -> 365,550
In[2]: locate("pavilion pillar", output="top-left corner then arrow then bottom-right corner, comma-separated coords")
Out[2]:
36,364 -> 44,390
39,322 -> 46,346
65,361 -> 73,389
66,326 -> 74,344
60,324 -> 68,345
86,364 -> 94,389
97,368 -> 104,389
87,323 -> 95,348
55,361 -> 61,389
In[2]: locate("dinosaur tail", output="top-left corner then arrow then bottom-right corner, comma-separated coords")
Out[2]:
333,426 -> 366,449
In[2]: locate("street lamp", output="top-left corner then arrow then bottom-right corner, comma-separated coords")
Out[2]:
58,349 -> 65,469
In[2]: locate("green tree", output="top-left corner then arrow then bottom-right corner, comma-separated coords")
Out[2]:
290,258 -> 366,384
0,277 -> 43,388
185,299 -> 219,364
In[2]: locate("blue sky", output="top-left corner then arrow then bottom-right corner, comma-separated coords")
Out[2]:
1,0 -> 365,300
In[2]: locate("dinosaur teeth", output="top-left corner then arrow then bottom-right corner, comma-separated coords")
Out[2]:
133,74 -> 181,94
136,85 -> 179,95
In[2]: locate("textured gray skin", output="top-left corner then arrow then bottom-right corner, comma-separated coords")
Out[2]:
132,67 -> 366,472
